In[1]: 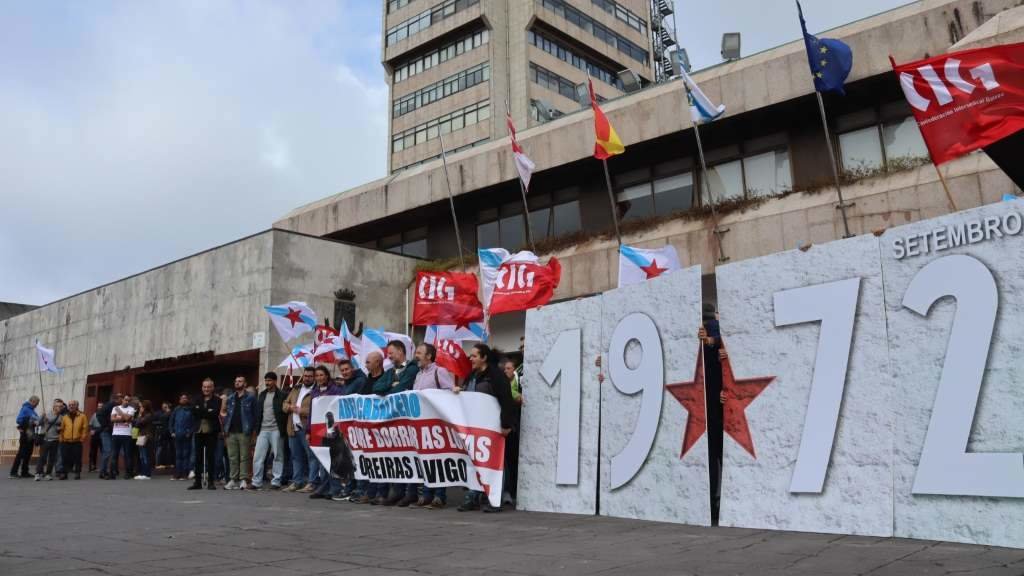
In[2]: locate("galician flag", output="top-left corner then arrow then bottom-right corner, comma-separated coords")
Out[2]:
507,112 -> 536,191
681,70 -> 725,124
36,340 -> 62,373
264,301 -> 317,342
425,322 -> 489,344
589,78 -> 625,160
359,328 -> 415,373
279,343 -> 315,370
618,244 -> 682,288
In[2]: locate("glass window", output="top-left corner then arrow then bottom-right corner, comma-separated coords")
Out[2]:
551,200 -> 582,236
529,208 -> 551,240
707,160 -> 744,203
883,117 -> 928,164
653,172 -> 694,214
499,214 -> 525,250
617,183 -> 654,221
402,238 -> 428,258
839,126 -> 883,174
477,220 -> 499,249
743,150 -> 791,198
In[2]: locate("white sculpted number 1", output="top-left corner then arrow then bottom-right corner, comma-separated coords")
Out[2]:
539,329 -> 582,485
775,278 -> 861,494
904,254 -> 1024,497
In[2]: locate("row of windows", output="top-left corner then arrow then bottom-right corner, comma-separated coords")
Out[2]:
477,192 -> 583,250
391,101 -> 491,153
393,63 -> 490,118
393,29 -> 489,84
529,62 -> 580,102
527,29 -> 623,90
837,112 -> 929,175
387,0 -> 416,13
537,0 -> 648,65
391,138 -> 490,172
380,227 -> 428,258
591,0 -> 647,35
385,0 -> 479,46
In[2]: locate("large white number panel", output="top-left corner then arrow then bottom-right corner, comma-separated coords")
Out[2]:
716,234 -> 894,537
599,266 -> 710,526
883,203 -> 1024,548
519,296 -> 602,514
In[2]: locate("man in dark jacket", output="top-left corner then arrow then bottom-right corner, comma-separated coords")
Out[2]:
699,303 -> 725,524
250,372 -> 287,490
169,394 -> 193,480
372,340 -> 419,396
222,376 -> 256,490
336,359 -> 367,396
9,396 -> 40,478
96,393 -> 119,479
188,378 -> 221,490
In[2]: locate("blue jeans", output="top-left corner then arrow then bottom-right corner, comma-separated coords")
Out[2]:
288,433 -> 309,488
422,485 -> 447,503
215,436 -> 227,480
138,444 -> 150,477
110,435 -> 133,477
174,435 -> 192,478
99,431 -> 113,475
252,429 -> 284,488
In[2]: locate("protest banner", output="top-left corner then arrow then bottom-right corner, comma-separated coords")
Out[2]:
310,390 -> 506,508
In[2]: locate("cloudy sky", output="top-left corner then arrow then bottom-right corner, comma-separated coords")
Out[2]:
1,0 -> 909,306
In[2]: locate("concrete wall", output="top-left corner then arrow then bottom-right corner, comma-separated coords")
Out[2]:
0,233 -> 275,449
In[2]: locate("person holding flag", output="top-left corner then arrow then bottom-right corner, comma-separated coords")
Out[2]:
9,395 -> 40,479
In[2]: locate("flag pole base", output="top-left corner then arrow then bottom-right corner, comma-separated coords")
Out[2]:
713,226 -> 730,263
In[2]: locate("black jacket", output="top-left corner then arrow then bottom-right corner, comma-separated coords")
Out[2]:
467,366 -> 519,430
96,400 -> 115,433
191,394 -> 222,434
254,388 -> 287,433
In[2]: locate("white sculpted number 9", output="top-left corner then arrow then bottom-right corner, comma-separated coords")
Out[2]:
608,313 -> 664,490
904,254 -> 1024,497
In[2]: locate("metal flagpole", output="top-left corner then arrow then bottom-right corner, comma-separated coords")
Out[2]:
815,92 -> 853,238
686,81 -> 730,263
601,159 -> 623,245
506,100 -> 537,253
438,132 -> 467,271
933,163 -> 959,211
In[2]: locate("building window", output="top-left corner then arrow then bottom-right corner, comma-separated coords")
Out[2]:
380,227 -> 429,258
392,101 -> 491,153
837,105 -> 930,176
536,0 -> 648,65
742,150 -> 792,198
839,126 -> 884,173
704,136 -> 791,204
478,190 -> 581,249
387,0 -> 417,12
882,116 -> 929,166
386,0 -> 480,47
393,63 -> 490,118
591,0 -> 647,34
529,62 -> 580,101
527,29 -> 623,90
616,164 -> 695,220
393,29 -> 489,84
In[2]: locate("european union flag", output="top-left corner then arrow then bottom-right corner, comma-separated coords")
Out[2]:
798,1 -> 853,94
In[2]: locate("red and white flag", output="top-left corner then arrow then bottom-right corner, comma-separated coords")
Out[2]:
479,248 -> 561,316
893,42 -> 1024,165
435,339 -> 472,380
507,112 -> 536,190
413,271 -> 485,327
313,324 -> 343,364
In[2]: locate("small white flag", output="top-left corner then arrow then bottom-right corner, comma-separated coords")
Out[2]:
618,245 -> 682,288
36,340 -> 62,373
507,112 -> 536,190
681,69 -> 725,124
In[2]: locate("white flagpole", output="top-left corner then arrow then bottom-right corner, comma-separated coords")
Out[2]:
438,132 -> 467,271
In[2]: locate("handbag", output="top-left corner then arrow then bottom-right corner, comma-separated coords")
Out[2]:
136,435 -> 148,447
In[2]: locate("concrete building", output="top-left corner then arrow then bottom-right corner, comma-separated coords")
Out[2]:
281,0 -> 1024,349
384,0 -> 667,174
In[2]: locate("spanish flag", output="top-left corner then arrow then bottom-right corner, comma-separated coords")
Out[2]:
589,79 -> 625,160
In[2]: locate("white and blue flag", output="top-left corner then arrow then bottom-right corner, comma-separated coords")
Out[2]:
426,322 -> 488,344
618,244 -> 682,288
359,328 -> 415,374
682,70 -> 725,124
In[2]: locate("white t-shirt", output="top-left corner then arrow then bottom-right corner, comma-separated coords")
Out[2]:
111,405 -> 136,436
292,386 -> 311,430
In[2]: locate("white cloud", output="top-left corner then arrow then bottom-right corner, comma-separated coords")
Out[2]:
0,1 -> 388,305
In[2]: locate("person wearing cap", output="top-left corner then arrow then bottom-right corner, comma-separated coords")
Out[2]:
698,302 -> 726,523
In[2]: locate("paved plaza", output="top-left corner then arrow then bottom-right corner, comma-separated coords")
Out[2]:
2,477 -> 1023,576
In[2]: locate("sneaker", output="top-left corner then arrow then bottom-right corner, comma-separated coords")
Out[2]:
188,471 -> 195,480
44,475 -> 53,481
140,476 -> 151,480
224,481 -> 239,490
247,484 -> 262,491
457,501 -> 480,512
133,475 -> 145,480
239,480 -> 249,490
282,483 -> 299,493
352,495 -> 370,504
8,474 -> 18,480
482,503 -> 502,513
187,483 -> 203,490
424,497 -> 446,510
297,484 -> 315,493
397,495 -> 417,508
269,484 -> 282,491
331,494 -> 349,501
34,474 -> 41,481
371,496 -> 386,506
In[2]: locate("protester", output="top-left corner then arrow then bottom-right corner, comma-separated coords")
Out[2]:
699,303 -> 725,524
216,388 -> 230,483
282,367 -> 315,493
401,342 -> 456,508
169,393 -> 193,480
336,359 -> 367,396
96,393 -> 119,479
502,358 -> 523,506
189,378 -> 221,491
154,402 -> 173,470
251,371 -> 287,491
87,408 -> 102,473
309,365 -> 343,500
372,340 -> 419,396
456,344 -> 517,513
222,376 -> 256,490
134,400 -> 155,480
59,400 -> 88,480
33,399 -> 64,481
109,394 -> 136,480
353,351 -> 389,504
9,395 -> 40,479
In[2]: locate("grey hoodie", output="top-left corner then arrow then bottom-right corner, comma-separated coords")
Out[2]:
39,412 -> 63,442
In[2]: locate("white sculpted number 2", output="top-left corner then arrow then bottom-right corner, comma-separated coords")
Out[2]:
774,278 -> 861,494
904,255 -> 1024,497
539,329 -> 582,485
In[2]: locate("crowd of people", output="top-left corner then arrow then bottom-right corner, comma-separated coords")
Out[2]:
8,340 -> 525,513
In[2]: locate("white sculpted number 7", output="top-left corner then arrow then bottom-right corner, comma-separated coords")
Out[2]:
775,278 -> 861,494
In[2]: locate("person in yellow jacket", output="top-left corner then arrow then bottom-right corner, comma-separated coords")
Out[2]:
59,400 -> 89,480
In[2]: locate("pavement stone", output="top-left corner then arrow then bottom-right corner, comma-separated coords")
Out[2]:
1,475 -> 1023,576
